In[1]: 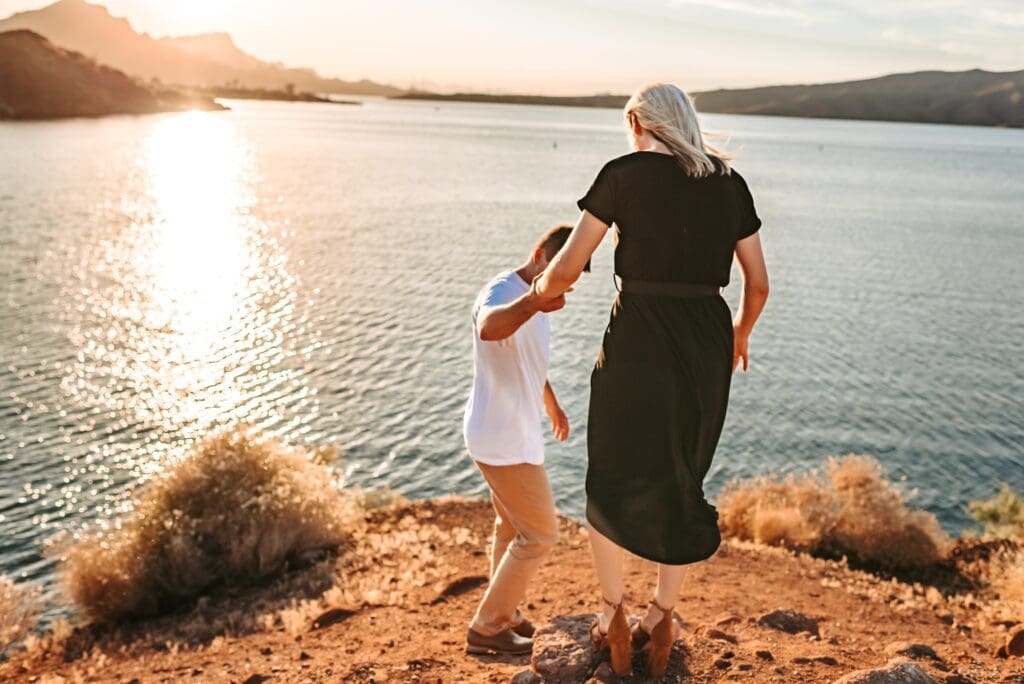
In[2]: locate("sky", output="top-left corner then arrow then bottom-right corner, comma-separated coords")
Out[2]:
1,0 -> 1022,93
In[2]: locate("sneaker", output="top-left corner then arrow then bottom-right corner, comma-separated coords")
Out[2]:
512,616 -> 536,638
466,627 -> 533,655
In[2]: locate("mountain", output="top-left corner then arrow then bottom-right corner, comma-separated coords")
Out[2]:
397,70 -> 1024,128
393,92 -> 630,108
692,69 -> 1024,128
0,0 -> 401,96
0,29 -> 223,119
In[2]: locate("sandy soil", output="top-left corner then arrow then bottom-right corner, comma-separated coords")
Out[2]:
3,498 -> 1022,683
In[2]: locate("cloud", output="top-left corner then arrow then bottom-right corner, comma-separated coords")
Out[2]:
667,0 -> 810,20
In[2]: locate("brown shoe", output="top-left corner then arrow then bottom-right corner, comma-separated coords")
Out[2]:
512,617 -> 536,638
644,599 -> 678,678
466,628 -> 533,655
589,596 -> 632,677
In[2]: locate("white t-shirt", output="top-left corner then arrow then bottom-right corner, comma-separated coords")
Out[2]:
463,270 -> 550,465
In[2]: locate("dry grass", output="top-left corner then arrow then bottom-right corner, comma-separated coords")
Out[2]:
718,455 -> 949,569
52,425 -> 360,623
968,483 -> 1024,539
1,574 -> 40,657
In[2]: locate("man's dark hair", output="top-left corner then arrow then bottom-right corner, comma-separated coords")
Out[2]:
535,224 -> 591,273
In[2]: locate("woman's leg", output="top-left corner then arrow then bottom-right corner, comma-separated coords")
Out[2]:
587,524 -> 625,629
642,563 -> 686,632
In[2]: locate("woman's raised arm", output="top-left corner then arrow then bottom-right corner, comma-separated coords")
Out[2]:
532,210 -> 608,300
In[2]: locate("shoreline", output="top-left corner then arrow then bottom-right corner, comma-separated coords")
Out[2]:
3,497 -> 1021,683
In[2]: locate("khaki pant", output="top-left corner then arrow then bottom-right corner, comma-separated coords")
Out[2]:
470,461 -> 559,636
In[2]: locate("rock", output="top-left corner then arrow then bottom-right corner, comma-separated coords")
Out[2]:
936,612 -> 954,625
432,575 -> 489,604
758,609 -> 820,637
298,651 -> 312,661
815,656 -> 841,666
241,676 -> 271,684
585,662 -> 616,683
311,607 -> 356,630
943,675 -> 973,684
531,615 -> 601,684
755,649 -> 775,661
1006,625 -> 1024,658
510,670 -> 541,684
885,642 -> 940,661
714,658 -> 731,669
695,624 -> 739,644
735,663 -> 753,671
715,613 -> 742,626
793,656 -> 812,664
831,659 -> 936,684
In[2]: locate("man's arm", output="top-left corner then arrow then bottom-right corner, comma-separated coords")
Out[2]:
477,288 -> 566,341
543,380 -> 569,441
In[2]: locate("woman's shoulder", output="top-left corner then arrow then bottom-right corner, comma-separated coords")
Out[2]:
604,151 -> 674,168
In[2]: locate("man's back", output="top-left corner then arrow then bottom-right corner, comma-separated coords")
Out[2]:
463,270 -> 550,465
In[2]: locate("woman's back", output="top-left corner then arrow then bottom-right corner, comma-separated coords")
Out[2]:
578,151 -> 761,286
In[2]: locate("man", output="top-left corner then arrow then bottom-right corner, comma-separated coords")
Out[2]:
463,224 -> 590,655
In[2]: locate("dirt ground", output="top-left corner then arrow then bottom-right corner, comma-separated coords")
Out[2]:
3,498 -> 1022,683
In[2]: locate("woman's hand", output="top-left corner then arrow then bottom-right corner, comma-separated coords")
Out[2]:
547,403 -> 570,441
733,326 -> 750,372
528,274 -> 567,313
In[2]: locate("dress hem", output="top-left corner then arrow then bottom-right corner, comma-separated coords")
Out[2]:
585,505 -> 720,566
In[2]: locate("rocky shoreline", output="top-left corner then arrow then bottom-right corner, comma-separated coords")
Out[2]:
2,498 -> 1021,683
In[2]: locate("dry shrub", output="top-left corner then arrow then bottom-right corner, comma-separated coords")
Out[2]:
988,547 -> 1024,615
1,575 -> 40,656
968,483 -> 1024,538
55,425 -> 356,622
718,455 -> 949,569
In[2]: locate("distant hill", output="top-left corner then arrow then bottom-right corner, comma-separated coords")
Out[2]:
393,92 -> 629,108
0,0 -> 401,96
397,69 -> 1024,128
0,29 -> 223,119
693,69 -> 1024,128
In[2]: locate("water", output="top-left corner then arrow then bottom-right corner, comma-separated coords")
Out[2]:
1,98 -> 1023,604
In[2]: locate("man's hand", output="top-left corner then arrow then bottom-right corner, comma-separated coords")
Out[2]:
530,273 -> 569,314
547,403 -> 570,441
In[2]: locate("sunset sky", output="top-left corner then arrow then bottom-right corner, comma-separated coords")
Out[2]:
1,0 -> 1022,93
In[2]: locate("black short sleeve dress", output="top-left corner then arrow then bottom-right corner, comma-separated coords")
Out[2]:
578,151 -> 761,565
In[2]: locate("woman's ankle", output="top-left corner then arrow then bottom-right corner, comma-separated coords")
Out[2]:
598,593 -> 623,631
640,598 -> 672,633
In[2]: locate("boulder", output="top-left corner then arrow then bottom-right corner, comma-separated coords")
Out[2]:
831,659 -> 936,684
531,615 -> 600,684
757,609 -> 821,637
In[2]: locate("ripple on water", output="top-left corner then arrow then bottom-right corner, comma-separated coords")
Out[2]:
1,102 -> 1023,616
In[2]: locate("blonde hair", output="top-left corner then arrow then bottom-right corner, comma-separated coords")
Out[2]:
625,83 -> 730,177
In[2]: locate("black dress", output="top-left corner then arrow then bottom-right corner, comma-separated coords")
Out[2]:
578,151 -> 761,565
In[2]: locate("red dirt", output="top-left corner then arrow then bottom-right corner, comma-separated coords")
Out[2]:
3,498 -> 1022,683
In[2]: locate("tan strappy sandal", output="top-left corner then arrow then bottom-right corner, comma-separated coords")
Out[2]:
642,598 -> 677,678
589,595 -> 632,676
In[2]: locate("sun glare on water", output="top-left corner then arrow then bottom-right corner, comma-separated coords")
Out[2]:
62,112 -> 302,477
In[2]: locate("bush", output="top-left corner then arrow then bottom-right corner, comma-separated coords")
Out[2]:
54,425 -> 356,622
0,575 -> 40,657
718,455 -> 949,569
968,483 -> 1024,538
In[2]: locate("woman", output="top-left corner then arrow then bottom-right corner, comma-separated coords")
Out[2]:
527,83 -> 769,676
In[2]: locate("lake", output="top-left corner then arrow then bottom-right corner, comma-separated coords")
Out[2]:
1,98 -> 1022,604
